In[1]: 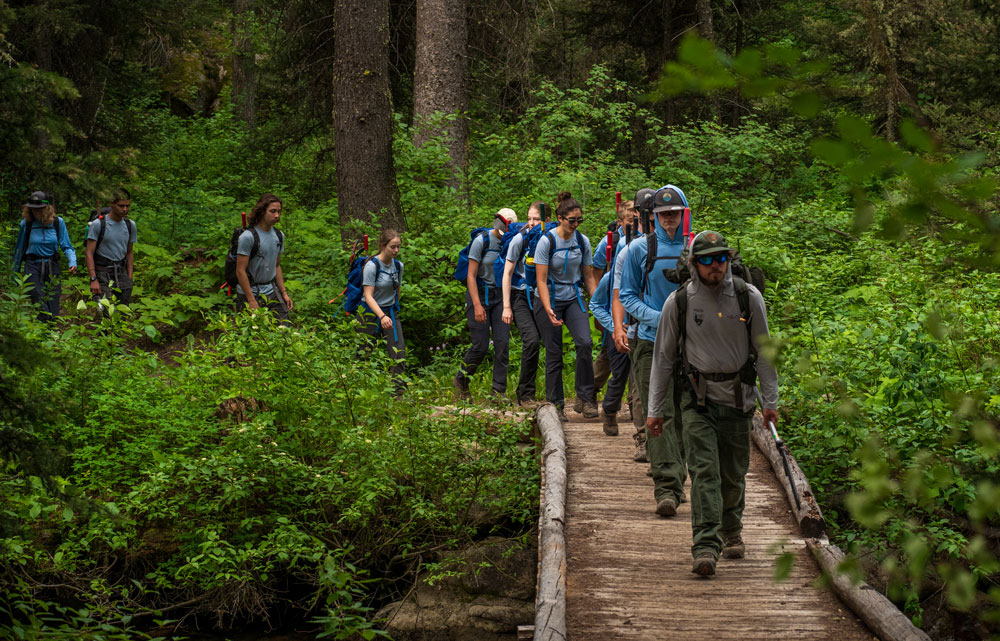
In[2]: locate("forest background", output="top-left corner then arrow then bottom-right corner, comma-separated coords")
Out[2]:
1,0 -> 999,638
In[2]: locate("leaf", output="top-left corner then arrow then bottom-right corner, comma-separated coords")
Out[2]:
774,551 -> 796,581
62,507 -> 74,521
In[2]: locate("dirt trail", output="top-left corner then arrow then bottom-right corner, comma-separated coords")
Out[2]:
562,409 -> 872,640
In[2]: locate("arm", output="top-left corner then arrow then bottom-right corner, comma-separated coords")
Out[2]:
589,279 -> 614,331
274,255 -> 293,310
750,288 -> 778,427
582,264 -> 598,297
12,222 -> 25,273
645,292 -> 680,436
125,243 -> 134,279
501,259 -> 516,324
534,263 -> 561,327
363,285 -> 392,330
86,239 -> 101,295
466,259 -> 485,323
612,289 -> 629,353
235,254 -> 257,309
58,218 -> 77,274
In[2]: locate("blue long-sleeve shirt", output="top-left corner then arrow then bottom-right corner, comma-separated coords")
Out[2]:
13,217 -> 76,273
619,185 -> 689,343
588,271 -> 615,331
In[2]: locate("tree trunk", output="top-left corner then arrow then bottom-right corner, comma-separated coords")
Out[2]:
660,0 -> 676,127
333,0 -> 405,237
695,0 -> 719,122
232,0 -> 258,128
412,0 -> 469,195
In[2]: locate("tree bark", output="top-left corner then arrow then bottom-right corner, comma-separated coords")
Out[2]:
412,0 -> 469,195
695,0 -> 720,122
232,0 -> 258,128
333,0 -> 405,236
534,404 -> 567,641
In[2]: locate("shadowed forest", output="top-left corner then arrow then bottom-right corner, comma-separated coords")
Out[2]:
1,0 -> 999,638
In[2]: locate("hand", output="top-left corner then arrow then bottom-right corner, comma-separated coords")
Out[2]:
546,308 -> 562,327
89,279 -> 102,295
473,304 -> 487,324
247,299 -> 260,310
646,417 -> 664,438
283,292 -> 294,310
613,326 -> 630,354
763,408 -> 779,430
380,314 -> 394,330
502,306 -> 513,325
68,266 -> 77,275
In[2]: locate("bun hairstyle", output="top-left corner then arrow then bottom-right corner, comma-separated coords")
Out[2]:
555,191 -> 582,219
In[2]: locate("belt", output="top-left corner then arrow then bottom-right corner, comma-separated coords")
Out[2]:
24,254 -> 55,261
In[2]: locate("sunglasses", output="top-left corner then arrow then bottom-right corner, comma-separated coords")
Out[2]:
564,217 -> 584,225
695,253 -> 729,266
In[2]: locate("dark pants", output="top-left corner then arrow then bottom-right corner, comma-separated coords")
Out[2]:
235,291 -> 289,322
594,342 -> 610,391
600,331 -> 631,414
459,287 -> 511,393
632,338 -> 687,504
93,262 -> 133,318
534,295 -> 595,409
511,289 -> 541,401
682,398 -> 752,559
23,256 -> 61,322
356,309 -> 406,382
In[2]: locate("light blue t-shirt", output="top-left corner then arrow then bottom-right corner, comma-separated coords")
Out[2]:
87,216 -> 136,263
361,256 -> 402,310
504,230 -> 529,291
534,230 -> 593,301
468,230 -> 502,287
235,226 -> 284,297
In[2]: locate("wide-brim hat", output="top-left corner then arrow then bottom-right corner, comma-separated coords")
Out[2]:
25,191 -> 50,208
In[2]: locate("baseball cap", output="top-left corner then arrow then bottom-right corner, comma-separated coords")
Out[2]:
652,186 -> 686,213
25,191 -> 50,208
691,231 -> 730,256
633,188 -> 656,214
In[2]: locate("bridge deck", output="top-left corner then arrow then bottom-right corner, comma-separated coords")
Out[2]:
562,410 -> 871,640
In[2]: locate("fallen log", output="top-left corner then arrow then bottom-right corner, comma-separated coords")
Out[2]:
806,539 -> 932,641
534,403 -> 567,641
751,412 -> 826,537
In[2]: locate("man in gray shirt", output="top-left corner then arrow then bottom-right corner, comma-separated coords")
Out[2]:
235,194 -> 293,320
646,231 -> 778,578
86,190 -> 136,310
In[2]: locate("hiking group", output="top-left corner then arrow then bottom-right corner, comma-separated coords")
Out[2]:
11,183 -> 779,577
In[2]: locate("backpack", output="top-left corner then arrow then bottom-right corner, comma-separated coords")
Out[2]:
533,228 -> 587,312
453,227 -> 492,284
222,223 -> 284,294
342,254 -> 401,315
492,221 -> 528,287
19,216 -> 65,267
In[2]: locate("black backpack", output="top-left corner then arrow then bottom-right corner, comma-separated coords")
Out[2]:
222,224 -> 284,294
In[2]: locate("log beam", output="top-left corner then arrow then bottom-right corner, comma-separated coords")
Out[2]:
534,404 -> 567,641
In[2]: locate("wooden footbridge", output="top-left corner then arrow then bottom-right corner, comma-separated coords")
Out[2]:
528,403 -> 931,641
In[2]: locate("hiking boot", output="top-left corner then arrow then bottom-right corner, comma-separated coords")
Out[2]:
722,535 -> 745,559
452,374 -> 471,401
655,497 -> 677,518
490,389 -> 512,406
557,408 -> 568,423
517,396 -> 536,408
572,398 -> 583,413
602,413 -> 619,436
632,433 -> 648,463
692,553 -> 717,577
582,401 -> 599,419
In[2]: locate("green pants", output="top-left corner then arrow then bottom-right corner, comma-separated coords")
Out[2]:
631,338 -> 686,505
681,397 -> 752,559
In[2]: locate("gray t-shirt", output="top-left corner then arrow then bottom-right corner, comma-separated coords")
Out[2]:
236,226 -> 284,297
87,217 -> 136,263
534,230 -> 593,301
505,230 -> 528,291
468,230 -> 502,287
362,256 -> 402,310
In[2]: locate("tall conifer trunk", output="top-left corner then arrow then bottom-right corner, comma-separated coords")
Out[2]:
412,0 -> 469,195
232,0 -> 258,128
333,0 -> 405,236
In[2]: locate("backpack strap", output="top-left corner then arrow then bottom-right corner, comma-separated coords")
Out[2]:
93,216 -> 108,257
640,233 -> 657,298
19,217 -> 33,264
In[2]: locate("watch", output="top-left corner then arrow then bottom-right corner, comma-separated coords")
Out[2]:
90,276 -> 98,282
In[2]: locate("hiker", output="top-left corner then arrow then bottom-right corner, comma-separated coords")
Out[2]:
590,200 -> 637,407
454,209 -> 519,402
533,192 -> 600,421
589,269 -> 631,436
85,189 -> 136,312
234,193 -> 293,320
501,201 -> 546,406
12,191 -> 77,322
357,228 -> 405,381
619,184 -> 690,517
646,230 -> 778,577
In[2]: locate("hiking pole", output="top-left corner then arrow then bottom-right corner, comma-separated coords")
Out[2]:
682,207 -> 691,245
615,191 -> 621,217
754,387 -> 801,510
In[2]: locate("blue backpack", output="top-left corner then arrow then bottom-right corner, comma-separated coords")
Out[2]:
452,227 -> 492,283
343,255 -> 401,315
492,221 -> 528,287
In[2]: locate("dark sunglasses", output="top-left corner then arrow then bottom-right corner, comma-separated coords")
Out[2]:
695,253 -> 729,266
564,217 -> 584,225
